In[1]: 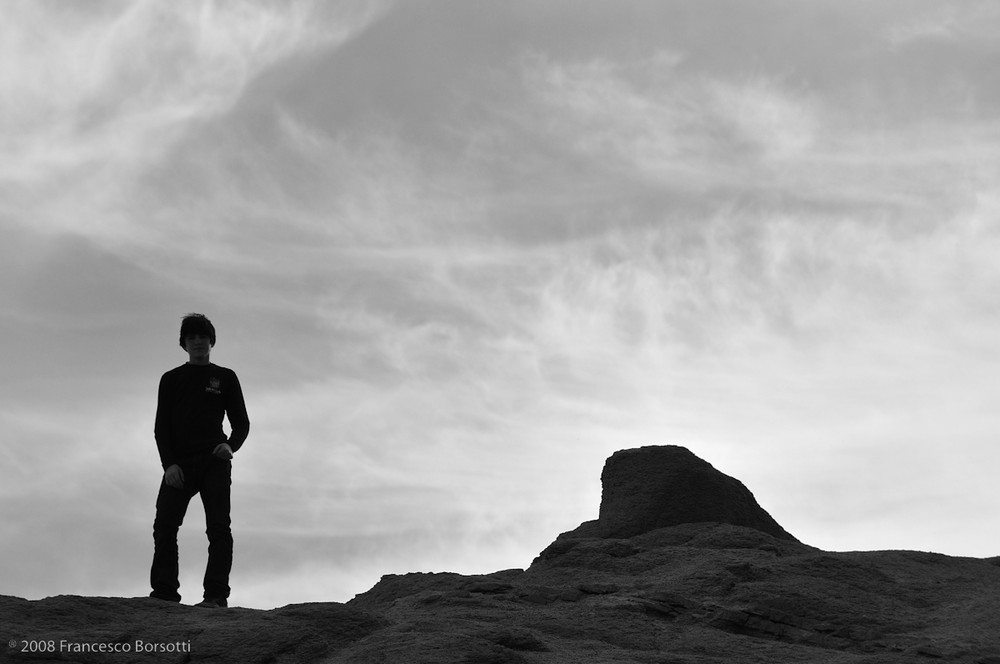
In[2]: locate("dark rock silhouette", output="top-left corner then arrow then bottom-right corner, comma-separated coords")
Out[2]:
563,445 -> 797,541
4,446 -> 1000,663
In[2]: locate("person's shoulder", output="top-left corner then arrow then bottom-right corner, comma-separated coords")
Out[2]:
209,363 -> 240,379
161,364 -> 190,379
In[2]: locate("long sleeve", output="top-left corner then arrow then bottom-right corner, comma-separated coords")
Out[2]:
225,372 -> 250,453
153,373 -> 178,469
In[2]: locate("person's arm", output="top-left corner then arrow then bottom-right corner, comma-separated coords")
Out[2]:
153,373 -> 179,470
224,370 -> 250,453
155,372 -> 185,487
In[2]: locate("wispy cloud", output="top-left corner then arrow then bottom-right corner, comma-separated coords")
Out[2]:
521,46 -> 1000,215
0,0 -> 388,238
888,2 -> 1000,47
519,52 -> 822,188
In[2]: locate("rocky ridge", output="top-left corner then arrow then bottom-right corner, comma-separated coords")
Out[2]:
3,445 -> 999,663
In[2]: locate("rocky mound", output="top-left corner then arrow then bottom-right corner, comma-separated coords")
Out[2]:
564,445 -> 797,541
4,446 -> 1000,663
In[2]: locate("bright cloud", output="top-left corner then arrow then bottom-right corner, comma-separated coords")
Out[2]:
0,0 -> 387,239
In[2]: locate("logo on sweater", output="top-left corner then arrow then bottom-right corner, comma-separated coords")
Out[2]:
206,377 -> 222,395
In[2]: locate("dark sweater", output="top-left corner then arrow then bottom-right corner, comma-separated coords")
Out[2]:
154,362 -> 250,469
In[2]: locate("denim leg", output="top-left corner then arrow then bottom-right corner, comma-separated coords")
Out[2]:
200,458 -> 233,600
150,479 -> 194,602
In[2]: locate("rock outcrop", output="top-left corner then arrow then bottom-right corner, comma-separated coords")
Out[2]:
564,445 -> 797,541
4,446 -> 1000,663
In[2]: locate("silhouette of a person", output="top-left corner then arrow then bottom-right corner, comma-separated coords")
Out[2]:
149,313 -> 249,608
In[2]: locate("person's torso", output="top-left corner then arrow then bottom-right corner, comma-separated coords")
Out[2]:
162,363 -> 234,445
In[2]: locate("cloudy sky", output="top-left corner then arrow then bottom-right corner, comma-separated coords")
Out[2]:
3,0 -> 999,610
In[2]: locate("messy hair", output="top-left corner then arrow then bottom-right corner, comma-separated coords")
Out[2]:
179,313 -> 216,349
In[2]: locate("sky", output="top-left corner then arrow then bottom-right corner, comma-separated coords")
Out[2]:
2,0 -> 999,610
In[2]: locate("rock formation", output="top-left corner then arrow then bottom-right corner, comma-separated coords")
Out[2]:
564,445 -> 797,541
4,446 -> 1000,663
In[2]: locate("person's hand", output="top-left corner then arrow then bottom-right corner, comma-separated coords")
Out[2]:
164,464 -> 185,489
213,443 -> 234,460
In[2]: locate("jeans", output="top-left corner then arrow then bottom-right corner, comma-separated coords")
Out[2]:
150,455 -> 233,602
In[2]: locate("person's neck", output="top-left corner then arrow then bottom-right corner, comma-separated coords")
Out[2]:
187,357 -> 211,366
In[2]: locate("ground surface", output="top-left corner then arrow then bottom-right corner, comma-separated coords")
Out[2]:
4,522 -> 1000,663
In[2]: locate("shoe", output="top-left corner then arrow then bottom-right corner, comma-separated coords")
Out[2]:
149,591 -> 181,603
194,597 -> 228,608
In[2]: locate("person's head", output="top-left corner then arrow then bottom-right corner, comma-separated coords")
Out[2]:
179,313 -> 216,352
